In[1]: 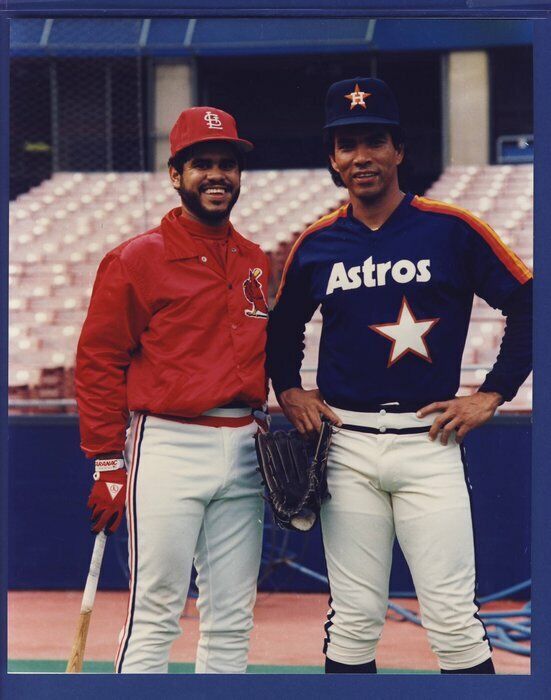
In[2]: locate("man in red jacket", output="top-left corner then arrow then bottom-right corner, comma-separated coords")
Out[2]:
76,107 -> 269,674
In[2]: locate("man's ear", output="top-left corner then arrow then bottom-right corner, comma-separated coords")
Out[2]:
395,146 -> 405,166
168,165 -> 181,189
329,154 -> 340,175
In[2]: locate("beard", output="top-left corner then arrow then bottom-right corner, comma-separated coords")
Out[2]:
177,184 -> 240,224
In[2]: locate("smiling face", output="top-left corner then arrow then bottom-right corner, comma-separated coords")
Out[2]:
329,125 -> 404,206
169,141 -> 241,225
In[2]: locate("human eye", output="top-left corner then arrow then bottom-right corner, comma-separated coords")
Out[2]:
221,159 -> 238,170
370,134 -> 387,147
337,140 -> 354,151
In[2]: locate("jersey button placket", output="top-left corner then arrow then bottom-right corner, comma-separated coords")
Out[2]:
229,313 -> 242,374
227,244 -> 243,377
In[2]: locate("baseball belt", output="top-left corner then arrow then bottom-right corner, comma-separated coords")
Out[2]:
340,424 -> 430,435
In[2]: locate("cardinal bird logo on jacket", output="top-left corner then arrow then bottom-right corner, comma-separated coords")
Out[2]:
243,268 -> 268,319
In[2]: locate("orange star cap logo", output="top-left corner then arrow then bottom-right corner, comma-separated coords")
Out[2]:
345,83 -> 371,110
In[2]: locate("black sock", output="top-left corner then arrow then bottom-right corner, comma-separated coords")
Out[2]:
325,657 -> 377,674
441,658 -> 495,674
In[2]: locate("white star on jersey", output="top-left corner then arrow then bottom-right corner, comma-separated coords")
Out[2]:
370,296 -> 440,367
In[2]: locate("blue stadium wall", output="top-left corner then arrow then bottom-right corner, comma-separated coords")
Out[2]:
8,414 -> 530,598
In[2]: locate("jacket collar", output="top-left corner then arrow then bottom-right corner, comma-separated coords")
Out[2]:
160,207 -> 257,261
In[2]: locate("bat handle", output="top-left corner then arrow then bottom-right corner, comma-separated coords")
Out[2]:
66,531 -> 107,673
81,531 -> 107,612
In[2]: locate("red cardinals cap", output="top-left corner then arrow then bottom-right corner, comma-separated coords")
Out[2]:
169,106 -> 253,156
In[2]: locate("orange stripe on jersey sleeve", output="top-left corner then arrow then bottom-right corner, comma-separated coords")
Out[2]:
274,203 -> 349,304
411,196 -> 532,284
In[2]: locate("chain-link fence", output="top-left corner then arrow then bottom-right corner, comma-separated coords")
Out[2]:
11,55 -> 147,199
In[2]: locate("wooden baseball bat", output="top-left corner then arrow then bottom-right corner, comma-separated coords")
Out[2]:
66,531 -> 107,673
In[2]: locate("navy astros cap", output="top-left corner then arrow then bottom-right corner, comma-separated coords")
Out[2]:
324,77 -> 400,130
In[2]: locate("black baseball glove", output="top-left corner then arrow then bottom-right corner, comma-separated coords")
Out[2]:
254,420 -> 333,532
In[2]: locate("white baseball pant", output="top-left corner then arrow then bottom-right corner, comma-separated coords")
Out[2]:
321,406 -> 492,671
115,412 -> 264,673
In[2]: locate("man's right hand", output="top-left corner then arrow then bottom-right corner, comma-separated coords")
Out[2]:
87,458 -> 127,535
278,387 -> 342,437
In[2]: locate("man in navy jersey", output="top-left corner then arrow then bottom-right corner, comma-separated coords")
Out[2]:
267,77 -> 532,674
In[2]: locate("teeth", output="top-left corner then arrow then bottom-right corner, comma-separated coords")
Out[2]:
205,188 -> 226,194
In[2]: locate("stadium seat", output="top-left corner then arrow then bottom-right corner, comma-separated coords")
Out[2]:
9,164 -> 534,413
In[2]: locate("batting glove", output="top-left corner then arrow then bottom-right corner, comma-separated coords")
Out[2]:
87,458 -> 127,535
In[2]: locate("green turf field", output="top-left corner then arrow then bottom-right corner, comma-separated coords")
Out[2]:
8,659 -> 437,674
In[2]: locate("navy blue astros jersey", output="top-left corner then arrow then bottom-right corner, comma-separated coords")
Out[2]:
268,192 -> 532,410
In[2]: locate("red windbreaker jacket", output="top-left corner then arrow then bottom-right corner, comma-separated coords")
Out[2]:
76,208 -> 269,458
